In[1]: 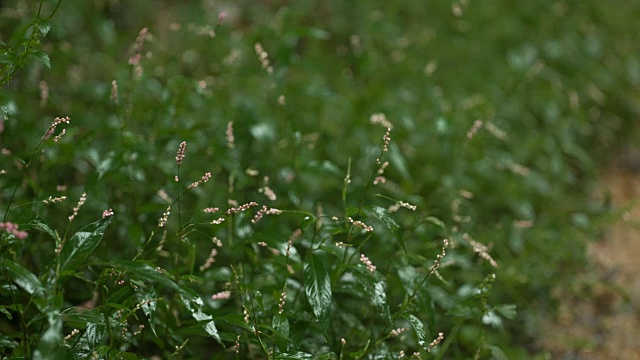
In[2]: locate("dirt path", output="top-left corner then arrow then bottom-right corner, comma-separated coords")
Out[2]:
539,158 -> 640,359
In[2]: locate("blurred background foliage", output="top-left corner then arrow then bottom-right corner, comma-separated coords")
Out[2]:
2,0 -> 640,358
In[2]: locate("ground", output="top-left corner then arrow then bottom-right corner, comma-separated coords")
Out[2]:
539,150 -> 640,359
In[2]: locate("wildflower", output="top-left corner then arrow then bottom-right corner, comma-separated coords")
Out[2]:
203,207 -> 219,213
278,95 -> 286,105
369,113 -> 393,129
217,12 -> 226,25
158,207 -> 171,227
226,121 -> 235,149
175,141 -> 186,165
377,161 -> 389,175
188,172 -> 211,189
111,80 -> 118,105
133,324 -> 145,336
382,127 -> 391,153
53,129 -> 66,143
341,338 -> 346,346
210,218 -> 225,225
259,185 -> 277,201
465,119 -> 483,141
278,291 -> 286,314
373,176 -> 386,185
251,205 -> 282,224
129,27 -> 148,65
360,254 -> 376,273
44,116 -> 71,141
64,329 -> 80,341
102,209 -> 114,218
486,121 -> 507,140
348,217 -> 373,232
463,233 -> 497,267
200,248 -> 218,271
254,42 -> 273,74
513,219 -> 533,228
43,195 -> 66,204
211,291 -> 231,300
39,80 -> 49,107
226,201 -> 258,215
0,222 -> 28,239
69,192 -> 87,221
427,332 -> 444,352
390,328 -> 408,337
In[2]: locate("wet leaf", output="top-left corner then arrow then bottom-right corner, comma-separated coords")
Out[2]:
304,252 -> 331,337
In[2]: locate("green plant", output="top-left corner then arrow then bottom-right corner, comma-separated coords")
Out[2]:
1,0 -> 639,359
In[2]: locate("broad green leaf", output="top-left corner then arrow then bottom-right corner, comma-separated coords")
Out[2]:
33,310 -> 65,360
0,334 -> 18,349
80,322 -> 106,350
425,216 -> 446,230
180,294 -> 222,345
495,304 -> 517,320
275,352 -> 314,359
135,285 -> 158,336
365,205 -> 405,252
0,307 -> 12,320
218,313 -> 254,331
114,352 -> 138,360
59,217 -> 112,274
365,206 -> 399,232
0,260 -> 45,298
111,259 -> 188,296
34,20 -> 51,36
61,308 -> 118,327
303,252 -> 331,337
272,313 -> 291,351
29,216 -> 57,241
354,267 -> 391,323
487,345 -> 509,360
31,51 -> 50,69
389,142 -> 410,180
406,314 -> 429,351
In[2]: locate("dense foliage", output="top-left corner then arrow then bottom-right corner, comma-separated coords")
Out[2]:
1,0 -> 639,358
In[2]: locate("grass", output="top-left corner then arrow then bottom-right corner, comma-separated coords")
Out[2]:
1,0 -> 640,359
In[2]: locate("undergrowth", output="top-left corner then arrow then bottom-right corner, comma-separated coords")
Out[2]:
2,0 -> 640,359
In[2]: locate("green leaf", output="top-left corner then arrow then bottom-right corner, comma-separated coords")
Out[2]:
0,307 -> 13,320
487,345 -> 509,360
354,266 -> 391,323
365,205 -> 404,252
111,259 -> 189,296
275,352 -> 314,359
303,252 -> 331,337
35,20 -> 51,36
180,294 -> 222,345
33,310 -> 64,360
0,260 -> 46,298
218,313 -> 254,331
495,304 -> 517,320
406,314 -> 430,351
366,206 -> 399,232
389,142 -> 411,180
59,217 -> 112,274
135,286 -> 158,336
31,51 -> 50,69
425,216 -> 446,230
273,313 -> 291,351
29,216 -> 57,240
